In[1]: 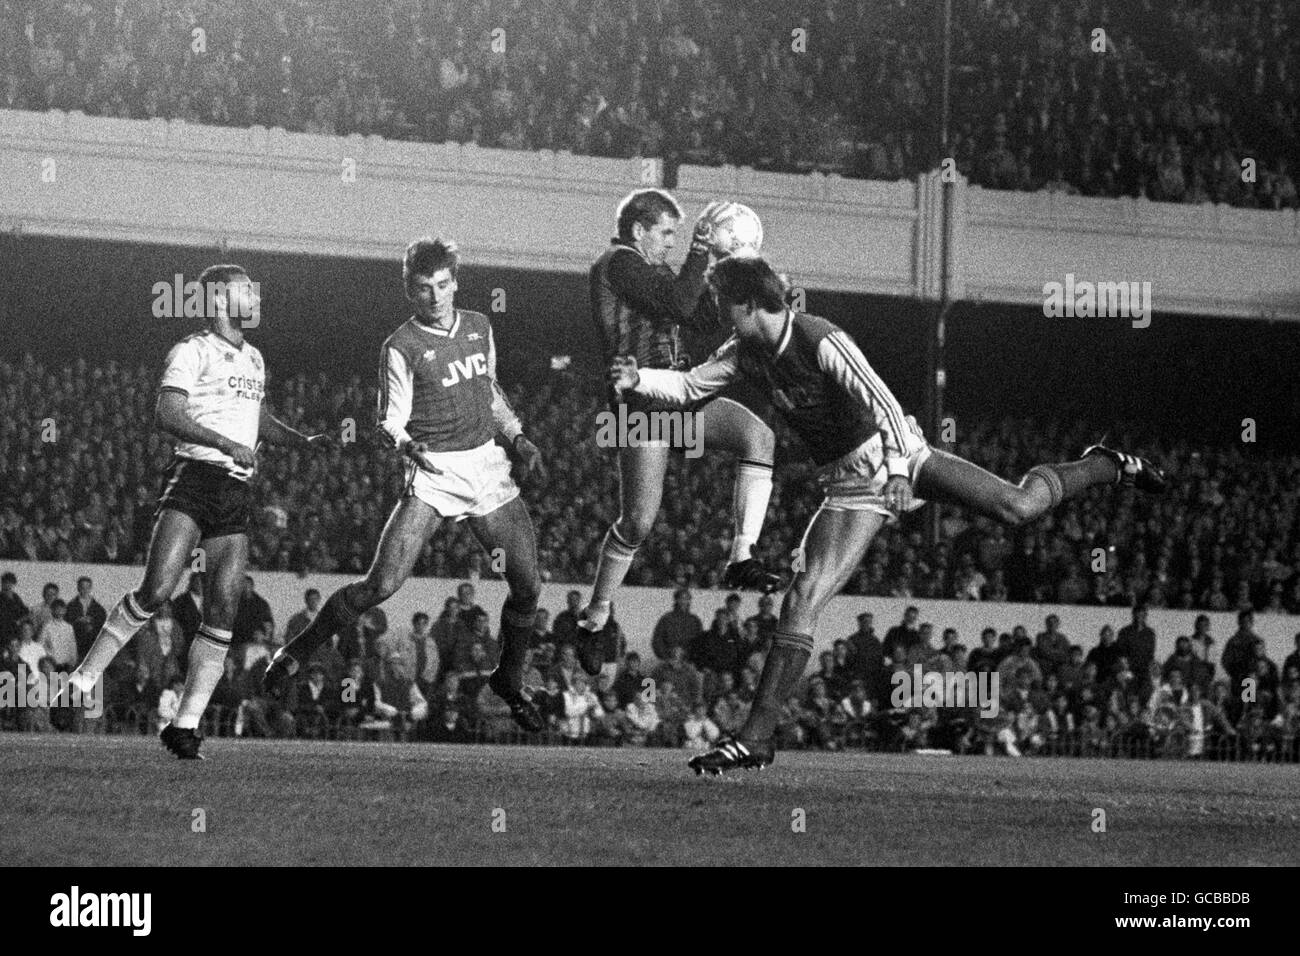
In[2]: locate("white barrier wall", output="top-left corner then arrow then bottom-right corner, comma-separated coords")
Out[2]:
9,561 -> 1298,669
3,109 -> 1298,316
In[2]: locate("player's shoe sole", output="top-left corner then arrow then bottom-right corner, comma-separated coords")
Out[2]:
688,736 -> 775,776
488,672 -> 546,733
159,724 -> 205,760
1082,443 -> 1167,494
722,557 -> 786,594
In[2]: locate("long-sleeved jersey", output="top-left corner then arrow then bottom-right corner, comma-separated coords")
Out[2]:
635,311 -> 913,472
376,309 -> 521,453
589,239 -> 712,370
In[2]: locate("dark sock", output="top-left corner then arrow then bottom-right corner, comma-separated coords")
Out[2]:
740,629 -> 813,744
491,596 -> 537,692
283,585 -> 364,663
1051,456 -> 1116,497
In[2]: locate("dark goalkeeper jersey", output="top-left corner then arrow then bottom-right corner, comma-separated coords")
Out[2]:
589,239 -> 713,370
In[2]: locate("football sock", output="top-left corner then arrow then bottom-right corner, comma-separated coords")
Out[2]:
740,629 -> 813,744
588,526 -> 638,609
173,625 -> 231,730
492,595 -> 538,691
1019,455 -> 1116,520
282,584 -> 365,663
72,591 -> 153,683
729,459 -> 773,564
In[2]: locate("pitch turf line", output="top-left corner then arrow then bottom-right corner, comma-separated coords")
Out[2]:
2,735 -> 1297,866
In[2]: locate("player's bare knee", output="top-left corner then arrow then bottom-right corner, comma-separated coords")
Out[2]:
508,575 -> 541,610
615,515 -> 653,547
357,575 -> 398,606
134,585 -> 171,613
988,489 -> 1028,527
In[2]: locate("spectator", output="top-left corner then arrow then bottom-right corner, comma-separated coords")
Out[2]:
683,703 -> 721,751
1033,614 -> 1071,677
38,598 -> 77,671
651,587 -> 703,662
1221,609 -> 1258,696
284,588 -> 322,642
1117,604 -> 1157,679
884,606 -> 921,663
1086,625 -> 1123,681
233,576 -> 274,649
66,576 -> 106,660
551,590 -> 583,649
651,644 -> 703,708
560,671 -> 600,741
136,600 -> 183,690
157,676 -> 185,729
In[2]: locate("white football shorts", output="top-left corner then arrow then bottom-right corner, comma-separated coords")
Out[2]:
816,415 -> 932,517
404,439 -> 519,520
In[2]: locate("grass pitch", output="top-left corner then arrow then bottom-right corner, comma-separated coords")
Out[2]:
3,734 -> 1297,866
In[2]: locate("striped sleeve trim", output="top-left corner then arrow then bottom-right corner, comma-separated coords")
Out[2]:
824,332 -> 909,456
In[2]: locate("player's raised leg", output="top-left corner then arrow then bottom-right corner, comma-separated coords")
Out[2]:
690,506 -> 889,776
576,440 -> 670,670
264,495 -> 441,695
466,496 -> 545,732
160,529 -> 248,757
914,443 -> 1165,527
697,395 -> 782,592
68,508 -> 200,698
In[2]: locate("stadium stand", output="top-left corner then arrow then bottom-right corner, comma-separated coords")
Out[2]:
1,0 -> 1296,204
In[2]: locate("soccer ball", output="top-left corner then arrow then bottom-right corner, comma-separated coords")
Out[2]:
710,202 -> 763,256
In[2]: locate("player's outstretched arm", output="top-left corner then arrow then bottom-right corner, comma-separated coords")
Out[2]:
259,405 -> 330,449
155,389 -> 256,468
610,336 -> 740,406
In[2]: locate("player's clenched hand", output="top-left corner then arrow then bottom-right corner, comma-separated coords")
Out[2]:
402,440 -> 444,475
510,434 -> 547,483
608,355 -> 640,393
221,439 -> 258,468
882,475 -> 912,516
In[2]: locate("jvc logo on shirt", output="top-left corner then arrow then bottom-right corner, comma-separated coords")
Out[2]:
441,353 -> 488,387
50,886 -> 151,936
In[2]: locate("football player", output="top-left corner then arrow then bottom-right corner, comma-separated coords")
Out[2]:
575,189 -> 781,675
66,265 -> 328,759
263,237 -> 548,734
610,255 -> 1166,775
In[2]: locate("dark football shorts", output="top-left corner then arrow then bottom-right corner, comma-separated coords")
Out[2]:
156,457 -> 253,539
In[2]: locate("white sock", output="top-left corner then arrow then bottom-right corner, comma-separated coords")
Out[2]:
174,625 -> 231,730
587,527 -> 637,610
73,592 -> 153,682
729,460 -> 773,563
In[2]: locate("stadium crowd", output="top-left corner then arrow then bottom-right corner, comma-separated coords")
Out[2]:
1,0 -> 1296,206
4,352 -> 1300,616
3,565 -> 1299,761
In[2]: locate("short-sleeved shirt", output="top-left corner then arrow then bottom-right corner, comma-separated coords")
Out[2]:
158,330 -> 266,480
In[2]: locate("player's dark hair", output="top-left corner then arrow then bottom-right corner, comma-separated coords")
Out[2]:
615,188 -> 682,241
707,254 -> 786,313
403,237 -> 460,289
197,264 -> 249,316
197,263 -> 248,289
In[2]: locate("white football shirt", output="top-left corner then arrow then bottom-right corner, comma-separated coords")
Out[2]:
158,330 -> 265,480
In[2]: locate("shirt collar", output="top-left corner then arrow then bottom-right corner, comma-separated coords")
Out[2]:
413,310 -> 461,338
